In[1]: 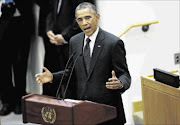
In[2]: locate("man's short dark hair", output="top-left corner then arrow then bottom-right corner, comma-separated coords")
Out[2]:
75,2 -> 97,14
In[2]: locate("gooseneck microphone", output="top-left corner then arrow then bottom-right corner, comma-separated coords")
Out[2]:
56,52 -> 76,99
62,53 -> 82,100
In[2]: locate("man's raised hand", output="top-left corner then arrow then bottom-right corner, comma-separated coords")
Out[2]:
35,67 -> 53,85
106,70 -> 123,89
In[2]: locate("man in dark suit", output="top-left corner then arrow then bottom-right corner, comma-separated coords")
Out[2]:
0,0 -> 34,116
40,0 -> 95,97
35,2 -> 131,125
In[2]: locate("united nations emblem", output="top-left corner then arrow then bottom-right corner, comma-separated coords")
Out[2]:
41,106 -> 56,124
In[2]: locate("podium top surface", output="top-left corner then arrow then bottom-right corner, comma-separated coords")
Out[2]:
23,94 -> 80,107
23,94 -> 116,109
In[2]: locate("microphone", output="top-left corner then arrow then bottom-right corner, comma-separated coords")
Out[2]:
56,52 -> 76,99
62,53 -> 82,100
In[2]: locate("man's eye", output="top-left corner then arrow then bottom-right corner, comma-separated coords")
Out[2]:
77,18 -> 82,21
85,16 -> 91,20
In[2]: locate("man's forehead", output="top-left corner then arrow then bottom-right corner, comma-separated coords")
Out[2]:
76,8 -> 94,18
76,14 -> 92,19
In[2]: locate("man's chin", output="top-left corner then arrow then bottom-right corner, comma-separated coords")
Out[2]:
84,31 -> 93,37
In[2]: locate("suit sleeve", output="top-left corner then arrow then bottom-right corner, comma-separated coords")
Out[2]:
52,39 -> 74,83
45,0 -> 55,32
112,39 -> 131,92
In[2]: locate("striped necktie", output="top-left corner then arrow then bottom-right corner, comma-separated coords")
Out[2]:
84,38 -> 91,73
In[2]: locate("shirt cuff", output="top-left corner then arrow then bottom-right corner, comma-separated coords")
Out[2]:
119,84 -> 124,89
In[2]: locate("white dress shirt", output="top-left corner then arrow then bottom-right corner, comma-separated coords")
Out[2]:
83,27 -> 99,57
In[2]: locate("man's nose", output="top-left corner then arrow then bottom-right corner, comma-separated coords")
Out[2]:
82,19 -> 88,26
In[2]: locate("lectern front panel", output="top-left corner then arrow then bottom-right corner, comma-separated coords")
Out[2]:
22,94 -> 74,125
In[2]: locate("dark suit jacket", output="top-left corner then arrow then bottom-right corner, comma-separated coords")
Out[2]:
53,28 -> 131,124
14,0 -> 35,35
35,0 -> 51,36
45,0 -> 80,41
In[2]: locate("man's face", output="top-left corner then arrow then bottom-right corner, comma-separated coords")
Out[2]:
76,8 -> 100,37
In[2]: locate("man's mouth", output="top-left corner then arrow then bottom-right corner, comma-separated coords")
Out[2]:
84,27 -> 91,31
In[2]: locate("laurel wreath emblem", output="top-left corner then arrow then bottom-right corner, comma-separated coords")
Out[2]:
41,106 -> 56,124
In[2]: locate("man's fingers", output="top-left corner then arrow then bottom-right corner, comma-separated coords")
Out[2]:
106,80 -> 122,89
106,83 -> 119,89
48,33 -> 55,40
35,72 -> 43,85
108,77 -> 117,82
47,31 -> 55,38
49,34 -> 55,37
36,76 -> 41,83
50,39 -> 57,44
106,81 -> 119,85
112,70 -> 116,78
36,77 -> 43,85
43,67 -> 48,72
35,74 -> 39,78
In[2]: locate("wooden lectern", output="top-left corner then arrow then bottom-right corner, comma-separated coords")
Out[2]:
141,73 -> 180,124
22,94 -> 117,125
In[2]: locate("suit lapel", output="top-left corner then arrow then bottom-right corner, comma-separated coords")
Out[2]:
76,34 -> 84,56
75,34 -> 87,77
87,29 -> 105,80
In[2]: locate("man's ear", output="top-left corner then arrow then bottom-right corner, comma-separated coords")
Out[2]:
75,18 -> 78,23
96,13 -> 100,21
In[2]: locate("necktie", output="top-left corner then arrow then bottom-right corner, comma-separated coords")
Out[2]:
57,0 -> 62,13
84,38 -> 91,73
